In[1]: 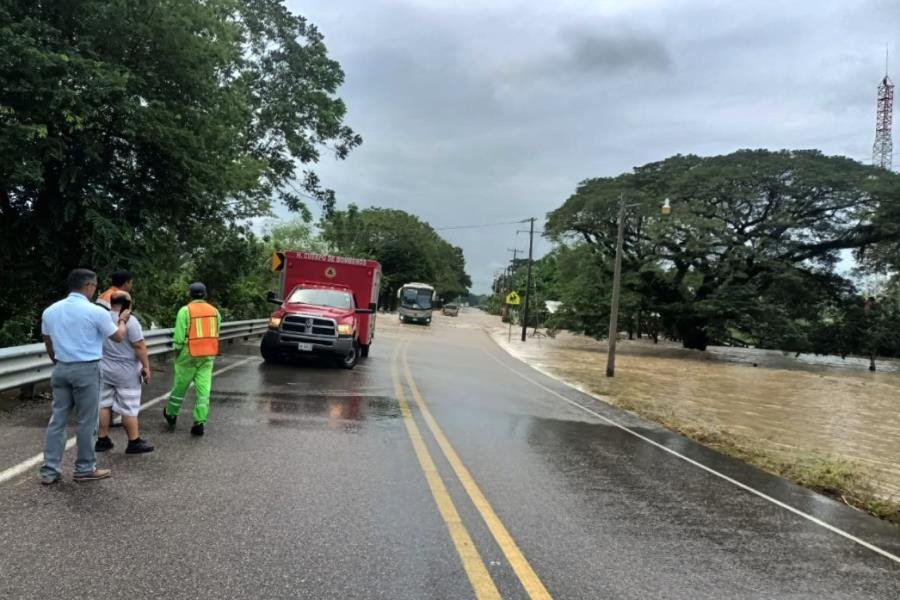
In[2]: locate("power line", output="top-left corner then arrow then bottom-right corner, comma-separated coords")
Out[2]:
433,218 -> 528,231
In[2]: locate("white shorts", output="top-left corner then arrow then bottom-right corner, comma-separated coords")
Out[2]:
99,383 -> 142,417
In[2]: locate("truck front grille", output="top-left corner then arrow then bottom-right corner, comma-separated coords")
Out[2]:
282,315 -> 337,337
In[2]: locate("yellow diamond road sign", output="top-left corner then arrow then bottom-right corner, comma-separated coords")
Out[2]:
271,251 -> 285,272
505,291 -> 521,305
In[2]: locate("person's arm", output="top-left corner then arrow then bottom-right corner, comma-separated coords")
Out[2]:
133,340 -> 151,383
128,321 -> 150,382
108,309 -> 131,342
41,311 -> 55,363
43,335 -> 55,364
172,307 -> 188,352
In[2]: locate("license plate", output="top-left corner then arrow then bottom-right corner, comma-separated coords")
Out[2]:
297,342 -> 313,352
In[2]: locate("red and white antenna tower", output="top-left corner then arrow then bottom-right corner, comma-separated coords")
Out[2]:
873,46 -> 894,170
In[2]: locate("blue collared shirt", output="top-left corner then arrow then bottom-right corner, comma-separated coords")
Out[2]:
42,293 -> 118,362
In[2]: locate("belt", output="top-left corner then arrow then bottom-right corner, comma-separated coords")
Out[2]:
55,359 -> 100,365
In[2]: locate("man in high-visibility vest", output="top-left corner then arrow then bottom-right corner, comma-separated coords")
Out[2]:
163,282 -> 221,436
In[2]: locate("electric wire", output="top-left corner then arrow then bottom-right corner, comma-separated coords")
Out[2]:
433,218 -> 529,231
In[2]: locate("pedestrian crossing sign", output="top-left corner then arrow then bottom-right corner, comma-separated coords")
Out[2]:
505,291 -> 521,305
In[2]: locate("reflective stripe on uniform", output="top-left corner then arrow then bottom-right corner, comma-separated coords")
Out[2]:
186,301 -> 219,358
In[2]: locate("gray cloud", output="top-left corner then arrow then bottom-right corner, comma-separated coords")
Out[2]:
286,0 -> 900,293
563,27 -> 672,73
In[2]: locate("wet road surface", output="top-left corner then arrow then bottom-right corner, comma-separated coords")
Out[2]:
0,313 -> 898,599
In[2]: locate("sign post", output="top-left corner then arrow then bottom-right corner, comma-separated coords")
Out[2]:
505,292 -> 521,342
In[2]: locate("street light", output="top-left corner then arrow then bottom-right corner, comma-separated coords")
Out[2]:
606,196 -> 671,377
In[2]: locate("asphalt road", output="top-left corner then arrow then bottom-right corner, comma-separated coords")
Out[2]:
0,311 -> 898,599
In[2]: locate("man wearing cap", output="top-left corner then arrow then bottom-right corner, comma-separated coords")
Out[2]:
163,282 -> 221,436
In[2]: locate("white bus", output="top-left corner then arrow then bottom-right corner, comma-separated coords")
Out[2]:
397,283 -> 435,324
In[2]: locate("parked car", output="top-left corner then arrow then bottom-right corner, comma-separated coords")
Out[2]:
442,303 -> 459,317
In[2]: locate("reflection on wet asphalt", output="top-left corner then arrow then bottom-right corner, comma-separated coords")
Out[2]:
0,312 -> 897,599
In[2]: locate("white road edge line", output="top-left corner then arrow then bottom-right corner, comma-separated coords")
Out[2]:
481,343 -> 900,566
0,356 -> 255,485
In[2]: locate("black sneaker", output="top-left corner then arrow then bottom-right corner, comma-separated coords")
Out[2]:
190,422 -> 204,436
95,436 -> 114,452
125,438 -> 154,454
163,406 -> 177,426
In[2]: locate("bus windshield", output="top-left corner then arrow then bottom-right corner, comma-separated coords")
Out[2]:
401,287 -> 433,310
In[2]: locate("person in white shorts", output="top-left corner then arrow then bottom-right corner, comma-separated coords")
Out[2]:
96,292 -> 154,454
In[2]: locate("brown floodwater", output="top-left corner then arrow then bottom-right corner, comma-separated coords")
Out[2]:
467,312 -> 900,501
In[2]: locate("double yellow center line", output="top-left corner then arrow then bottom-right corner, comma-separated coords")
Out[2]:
391,340 -> 552,600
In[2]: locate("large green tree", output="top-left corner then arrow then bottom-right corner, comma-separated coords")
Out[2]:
546,150 -> 900,350
321,206 -> 472,307
0,0 -> 359,340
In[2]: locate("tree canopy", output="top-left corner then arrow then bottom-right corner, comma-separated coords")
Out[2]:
0,0 -> 358,342
542,150 -> 900,353
321,206 -> 472,307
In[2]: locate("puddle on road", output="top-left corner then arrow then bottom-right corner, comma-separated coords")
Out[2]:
210,389 -> 400,433
465,312 -> 900,500
265,394 -> 399,420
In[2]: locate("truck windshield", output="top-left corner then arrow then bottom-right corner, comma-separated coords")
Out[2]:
401,288 -> 433,310
287,288 -> 353,309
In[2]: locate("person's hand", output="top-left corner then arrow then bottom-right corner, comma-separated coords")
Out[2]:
140,366 -> 151,384
118,309 -> 132,323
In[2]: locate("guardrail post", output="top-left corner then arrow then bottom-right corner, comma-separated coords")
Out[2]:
19,383 -> 35,400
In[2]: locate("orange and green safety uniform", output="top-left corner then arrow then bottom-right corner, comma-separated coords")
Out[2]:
164,300 -> 221,425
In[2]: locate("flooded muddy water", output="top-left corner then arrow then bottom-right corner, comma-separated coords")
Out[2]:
468,312 -> 900,501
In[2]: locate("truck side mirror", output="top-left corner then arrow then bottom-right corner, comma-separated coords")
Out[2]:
266,291 -> 283,305
355,303 -> 377,314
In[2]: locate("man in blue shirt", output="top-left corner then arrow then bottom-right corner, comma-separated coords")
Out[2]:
39,269 -> 132,484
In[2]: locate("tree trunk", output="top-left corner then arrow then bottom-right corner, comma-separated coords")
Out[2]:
677,317 -> 709,351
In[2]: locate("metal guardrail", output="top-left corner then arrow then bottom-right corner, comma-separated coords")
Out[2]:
0,319 -> 268,394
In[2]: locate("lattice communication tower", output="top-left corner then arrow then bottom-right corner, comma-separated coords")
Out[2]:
873,65 -> 894,170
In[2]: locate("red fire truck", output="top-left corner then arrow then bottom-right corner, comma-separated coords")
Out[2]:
261,252 -> 382,368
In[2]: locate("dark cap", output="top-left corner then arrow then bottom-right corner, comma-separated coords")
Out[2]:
188,282 -> 207,299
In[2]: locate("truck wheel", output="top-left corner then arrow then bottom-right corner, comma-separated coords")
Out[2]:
360,344 -> 370,358
339,343 -> 359,369
260,340 -> 280,363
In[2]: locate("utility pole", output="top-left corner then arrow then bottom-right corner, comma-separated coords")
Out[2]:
605,197 -> 671,376
506,248 -> 521,288
521,217 -> 535,342
606,197 -> 626,377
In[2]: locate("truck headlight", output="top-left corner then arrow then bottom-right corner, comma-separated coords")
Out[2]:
268,317 -> 282,329
337,323 -> 353,336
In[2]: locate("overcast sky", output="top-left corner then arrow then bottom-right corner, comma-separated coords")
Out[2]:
284,0 -> 900,293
